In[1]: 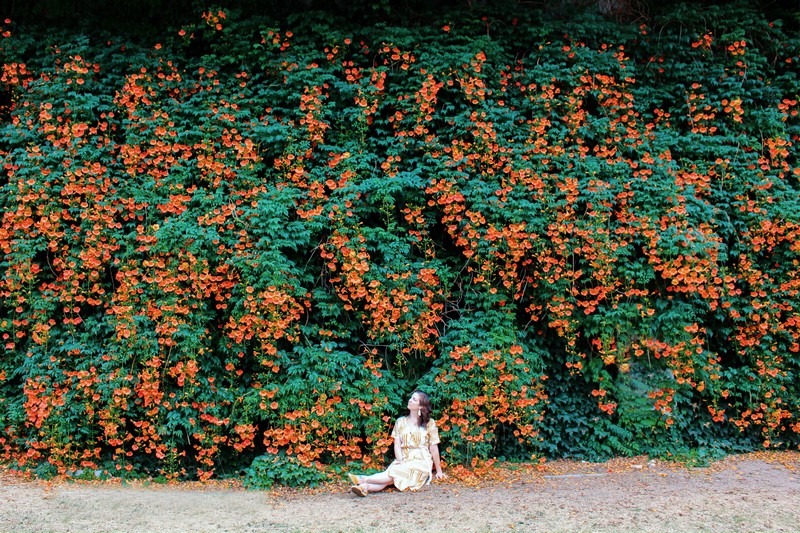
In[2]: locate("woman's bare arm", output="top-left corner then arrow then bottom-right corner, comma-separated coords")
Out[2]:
429,443 -> 446,479
394,435 -> 404,463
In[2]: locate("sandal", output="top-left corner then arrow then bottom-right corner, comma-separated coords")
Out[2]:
350,484 -> 369,497
347,473 -> 361,485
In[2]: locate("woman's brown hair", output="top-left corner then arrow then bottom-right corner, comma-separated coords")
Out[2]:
412,389 -> 431,427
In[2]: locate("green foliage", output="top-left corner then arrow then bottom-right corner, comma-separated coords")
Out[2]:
243,452 -> 329,489
0,1 -> 799,485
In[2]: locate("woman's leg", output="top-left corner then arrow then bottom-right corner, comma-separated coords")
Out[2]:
363,480 -> 392,493
359,471 -> 394,493
362,471 -> 393,484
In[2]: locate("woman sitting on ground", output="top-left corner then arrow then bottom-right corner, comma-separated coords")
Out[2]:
348,390 -> 446,496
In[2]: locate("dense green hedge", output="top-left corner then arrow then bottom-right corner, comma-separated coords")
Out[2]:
1,1 -> 799,482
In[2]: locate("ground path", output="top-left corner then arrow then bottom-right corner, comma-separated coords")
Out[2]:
2,452 -> 799,533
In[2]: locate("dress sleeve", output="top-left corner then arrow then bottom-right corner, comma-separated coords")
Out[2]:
426,419 -> 440,446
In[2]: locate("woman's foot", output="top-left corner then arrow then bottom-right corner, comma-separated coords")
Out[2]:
350,483 -> 369,497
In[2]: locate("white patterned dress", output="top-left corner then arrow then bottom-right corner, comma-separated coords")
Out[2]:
385,416 -> 440,491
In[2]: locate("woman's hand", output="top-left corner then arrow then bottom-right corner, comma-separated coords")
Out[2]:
433,470 -> 447,481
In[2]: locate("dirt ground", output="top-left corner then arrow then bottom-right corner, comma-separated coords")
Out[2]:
2,452 -> 799,533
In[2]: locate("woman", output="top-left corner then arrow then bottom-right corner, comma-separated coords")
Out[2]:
348,390 -> 446,496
